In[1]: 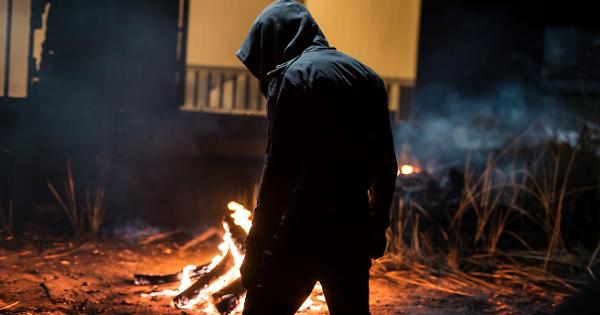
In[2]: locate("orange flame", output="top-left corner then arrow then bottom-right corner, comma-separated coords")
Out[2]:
399,164 -> 421,176
142,201 -> 325,314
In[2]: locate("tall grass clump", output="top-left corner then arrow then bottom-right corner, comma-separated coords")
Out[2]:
47,159 -> 106,236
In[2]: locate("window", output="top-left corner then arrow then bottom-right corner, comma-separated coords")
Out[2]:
0,0 -> 31,99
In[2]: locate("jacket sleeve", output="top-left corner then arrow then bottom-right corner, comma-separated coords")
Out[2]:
248,77 -> 303,248
368,83 -> 398,232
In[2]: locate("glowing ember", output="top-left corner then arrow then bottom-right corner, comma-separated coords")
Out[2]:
141,201 -> 326,314
399,164 -> 421,176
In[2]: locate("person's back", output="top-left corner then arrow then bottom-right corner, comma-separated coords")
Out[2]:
278,48 -> 395,252
236,1 -> 397,314
285,48 -> 390,193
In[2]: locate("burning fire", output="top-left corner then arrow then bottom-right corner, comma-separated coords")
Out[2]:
399,164 -> 421,176
141,201 -> 325,314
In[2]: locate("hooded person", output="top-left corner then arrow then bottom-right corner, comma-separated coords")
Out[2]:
236,1 -> 398,314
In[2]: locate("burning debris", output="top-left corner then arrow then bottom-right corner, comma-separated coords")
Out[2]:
134,202 -> 326,314
398,164 -> 421,176
397,144 -> 424,177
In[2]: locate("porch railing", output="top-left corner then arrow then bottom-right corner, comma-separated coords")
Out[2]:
181,65 -> 415,121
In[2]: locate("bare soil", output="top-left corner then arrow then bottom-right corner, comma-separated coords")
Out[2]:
0,231 -> 560,315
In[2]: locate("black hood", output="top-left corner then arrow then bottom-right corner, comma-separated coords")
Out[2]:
236,0 -> 329,89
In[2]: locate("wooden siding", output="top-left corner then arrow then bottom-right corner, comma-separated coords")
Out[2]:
306,0 -> 421,79
186,0 -> 272,67
186,0 -> 421,81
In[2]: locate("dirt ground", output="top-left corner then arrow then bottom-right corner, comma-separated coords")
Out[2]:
0,230 -> 560,315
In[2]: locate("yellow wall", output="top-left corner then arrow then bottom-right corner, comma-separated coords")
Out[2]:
186,0 -> 273,67
186,0 -> 421,80
305,0 -> 420,79
0,0 -> 31,97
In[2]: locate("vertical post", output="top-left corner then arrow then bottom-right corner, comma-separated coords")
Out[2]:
175,0 -> 189,107
231,72 -> 237,111
244,73 -> 251,111
396,83 -> 403,122
2,0 -> 12,96
0,0 -> 8,97
204,71 -> 211,109
26,0 -> 35,97
218,72 -> 224,110
192,69 -> 199,109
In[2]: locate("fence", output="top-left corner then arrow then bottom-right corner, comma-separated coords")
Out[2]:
182,64 -> 415,121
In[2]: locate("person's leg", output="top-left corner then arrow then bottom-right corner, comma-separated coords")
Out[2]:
242,267 -> 316,315
319,258 -> 371,315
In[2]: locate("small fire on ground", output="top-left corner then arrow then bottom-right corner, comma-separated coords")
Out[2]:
398,164 -> 421,176
137,201 -> 326,314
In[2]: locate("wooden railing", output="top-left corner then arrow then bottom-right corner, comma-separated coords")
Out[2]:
181,65 -> 415,121
181,65 -> 266,115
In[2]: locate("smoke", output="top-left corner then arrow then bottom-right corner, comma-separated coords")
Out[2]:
395,80 -> 574,173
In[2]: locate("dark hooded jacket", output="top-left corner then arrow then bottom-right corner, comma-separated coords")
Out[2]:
237,0 -> 397,268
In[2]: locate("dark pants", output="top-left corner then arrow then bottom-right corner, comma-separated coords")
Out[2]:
242,256 -> 371,315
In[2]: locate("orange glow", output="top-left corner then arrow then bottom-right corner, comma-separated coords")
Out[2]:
399,164 -> 421,176
142,201 -> 325,313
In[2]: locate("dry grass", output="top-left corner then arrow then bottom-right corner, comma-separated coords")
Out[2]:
85,185 -> 106,234
381,125 -> 600,306
47,160 -> 106,236
48,161 -> 83,234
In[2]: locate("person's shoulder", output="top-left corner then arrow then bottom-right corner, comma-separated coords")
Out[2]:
335,51 -> 385,85
294,49 -> 349,72
337,51 -> 386,90
297,49 -> 384,84
279,55 -> 315,85
281,50 -> 341,84
279,49 -> 385,94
